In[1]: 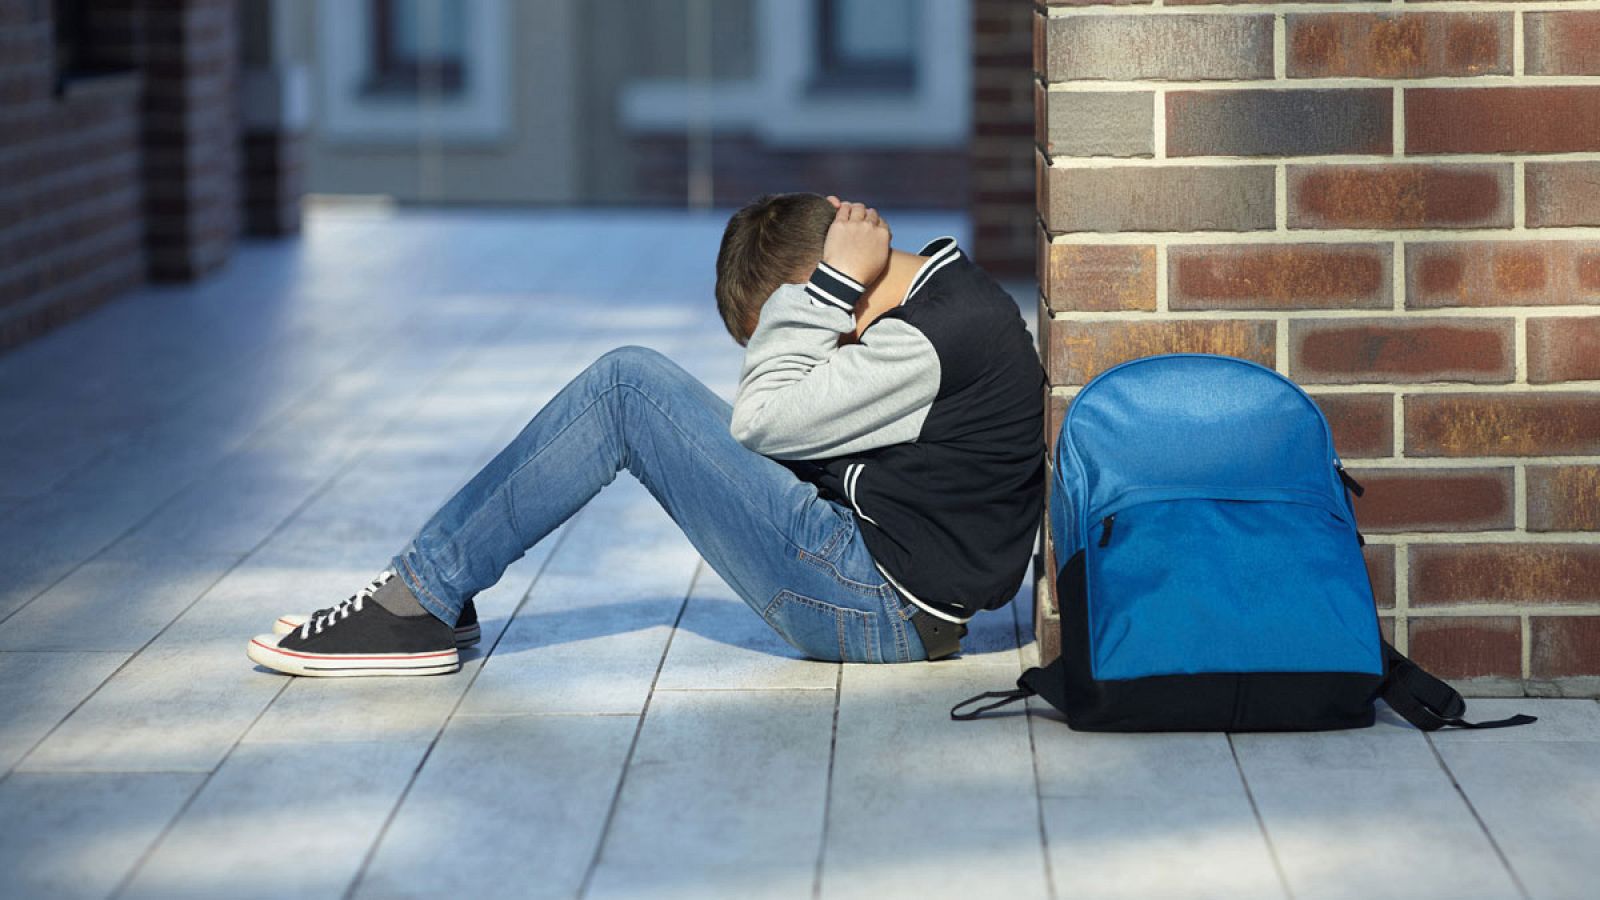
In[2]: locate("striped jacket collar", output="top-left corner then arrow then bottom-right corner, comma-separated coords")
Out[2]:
900,236 -> 964,306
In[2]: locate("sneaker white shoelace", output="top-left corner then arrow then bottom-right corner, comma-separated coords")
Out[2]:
299,570 -> 396,639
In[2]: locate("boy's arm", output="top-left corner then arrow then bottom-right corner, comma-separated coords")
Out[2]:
730,264 -> 939,460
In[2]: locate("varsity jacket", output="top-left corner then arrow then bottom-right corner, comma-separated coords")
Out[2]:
730,236 -> 1045,623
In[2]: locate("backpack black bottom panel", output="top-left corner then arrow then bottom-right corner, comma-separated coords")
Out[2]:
1051,551 -> 1382,733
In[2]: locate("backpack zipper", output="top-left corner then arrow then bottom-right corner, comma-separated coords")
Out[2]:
1098,514 -> 1116,547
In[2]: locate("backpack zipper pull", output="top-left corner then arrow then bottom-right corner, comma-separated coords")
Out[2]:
1337,464 -> 1365,497
1098,514 -> 1116,547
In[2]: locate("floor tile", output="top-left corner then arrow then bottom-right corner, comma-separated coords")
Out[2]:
122,740 -> 431,900
1030,713 -> 1282,898
0,651 -> 129,772
353,714 -> 637,900
587,689 -> 835,899
19,645 -> 287,773
654,565 -> 838,692
0,556 -> 237,652
0,772 -> 201,900
1433,739 -> 1600,899
1233,713 -> 1521,899
820,664 -> 1049,900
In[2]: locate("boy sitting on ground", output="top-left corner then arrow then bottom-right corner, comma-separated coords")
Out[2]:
247,193 -> 1044,675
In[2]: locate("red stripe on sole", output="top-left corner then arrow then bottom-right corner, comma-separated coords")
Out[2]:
249,638 -> 456,662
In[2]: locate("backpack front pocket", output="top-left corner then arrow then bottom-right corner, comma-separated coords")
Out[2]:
1085,496 -> 1383,682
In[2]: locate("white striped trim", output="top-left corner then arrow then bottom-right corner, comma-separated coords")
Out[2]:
901,237 -> 962,306
844,463 -> 880,527
804,283 -> 853,312
875,562 -> 971,625
817,260 -> 865,292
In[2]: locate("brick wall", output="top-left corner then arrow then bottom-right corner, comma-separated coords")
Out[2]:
970,0 -> 1035,276
1,0 -> 251,351
1033,3 -> 1600,695
84,0 -> 241,279
0,1 -> 144,351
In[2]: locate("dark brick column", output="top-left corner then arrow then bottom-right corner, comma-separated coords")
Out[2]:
0,0 -> 144,350
239,0 -> 303,236
87,0 -> 240,280
968,0 -> 1034,277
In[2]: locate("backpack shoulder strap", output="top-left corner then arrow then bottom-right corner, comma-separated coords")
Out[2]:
1379,640 -> 1536,731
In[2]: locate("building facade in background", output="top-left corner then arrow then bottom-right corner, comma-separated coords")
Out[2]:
1034,3 -> 1600,693
284,0 -> 976,210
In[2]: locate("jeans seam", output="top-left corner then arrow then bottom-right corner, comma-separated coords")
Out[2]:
400,556 -> 454,623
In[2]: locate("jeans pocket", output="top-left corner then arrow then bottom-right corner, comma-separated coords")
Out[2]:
761,590 -> 879,663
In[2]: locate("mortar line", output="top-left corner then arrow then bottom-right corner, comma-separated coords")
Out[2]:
1514,12 -> 1526,78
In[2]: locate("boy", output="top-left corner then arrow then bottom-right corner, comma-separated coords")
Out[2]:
247,193 -> 1043,675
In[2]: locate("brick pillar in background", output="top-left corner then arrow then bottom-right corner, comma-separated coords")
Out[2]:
239,0 -> 304,236
969,0 -> 1035,276
0,0 -> 144,350
1034,4 -> 1600,695
90,0 -> 240,280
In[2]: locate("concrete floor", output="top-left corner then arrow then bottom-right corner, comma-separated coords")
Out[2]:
0,208 -> 1595,900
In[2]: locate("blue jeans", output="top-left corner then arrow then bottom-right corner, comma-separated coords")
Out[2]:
391,346 -> 927,664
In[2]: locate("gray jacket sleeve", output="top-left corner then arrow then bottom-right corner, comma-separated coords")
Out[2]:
730,263 -> 941,460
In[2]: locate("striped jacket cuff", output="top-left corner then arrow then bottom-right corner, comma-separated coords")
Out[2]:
804,262 -> 865,314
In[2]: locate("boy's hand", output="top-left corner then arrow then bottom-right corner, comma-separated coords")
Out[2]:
821,195 -> 891,287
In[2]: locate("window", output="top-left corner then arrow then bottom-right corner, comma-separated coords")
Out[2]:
364,0 -> 468,96
813,0 -> 917,93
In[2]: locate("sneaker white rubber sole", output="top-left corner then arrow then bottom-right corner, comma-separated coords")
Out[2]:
273,615 -> 481,648
247,635 -> 461,677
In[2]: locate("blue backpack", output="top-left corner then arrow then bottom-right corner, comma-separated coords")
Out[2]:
953,354 -> 1532,732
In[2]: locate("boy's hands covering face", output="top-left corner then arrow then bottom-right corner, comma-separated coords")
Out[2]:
821,196 -> 891,287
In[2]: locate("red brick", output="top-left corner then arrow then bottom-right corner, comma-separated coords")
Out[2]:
1406,241 -> 1600,308
1528,317 -> 1600,384
1290,318 -> 1513,385
1287,13 -> 1511,78
1346,467 -> 1514,533
1527,466 -> 1600,533
1046,320 -> 1276,386
1288,165 -> 1512,230
1526,163 -> 1600,229
1310,393 -> 1394,459
1169,244 -> 1391,311
1407,87 -> 1600,154
1525,12 -> 1600,76
1530,617 -> 1600,679
1365,543 -> 1396,609
1408,617 -> 1522,680
1411,543 -> 1600,606
1406,393 -> 1600,457
1041,242 -> 1156,312
1379,615 -> 1395,644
